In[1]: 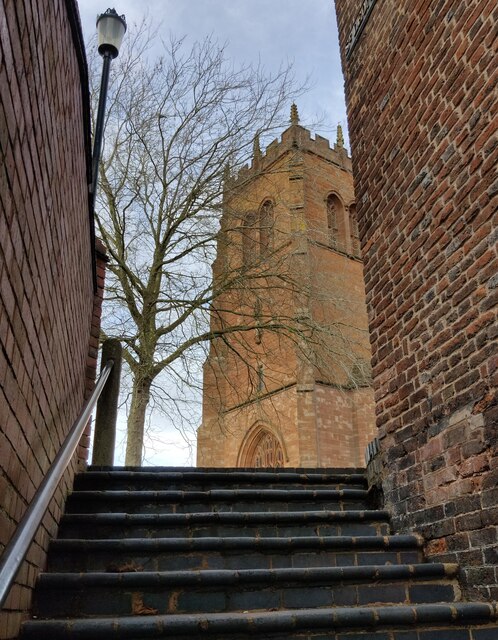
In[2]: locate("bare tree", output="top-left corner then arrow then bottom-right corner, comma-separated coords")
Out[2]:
90,21 -> 370,466
89,21 -> 311,464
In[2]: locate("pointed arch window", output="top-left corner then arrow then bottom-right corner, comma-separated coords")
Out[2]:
259,200 -> 273,255
238,425 -> 286,468
327,196 -> 337,237
242,212 -> 257,265
326,194 -> 346,250
252,431 -> 284,468
242,200 -> 274,265
254,298 -> 263,344
257,363 -> 264,393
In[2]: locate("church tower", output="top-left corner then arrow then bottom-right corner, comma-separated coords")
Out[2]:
197,107 -> 375,468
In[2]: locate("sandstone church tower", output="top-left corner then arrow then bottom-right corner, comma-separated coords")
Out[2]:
197,106 -> 375,468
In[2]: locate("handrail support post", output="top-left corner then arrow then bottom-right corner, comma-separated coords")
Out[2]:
92,339 -> 122,466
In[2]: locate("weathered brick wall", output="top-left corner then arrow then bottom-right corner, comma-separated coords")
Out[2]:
335,0 -> 498,599
314,385 -> 375,468
0,1 -> 95,636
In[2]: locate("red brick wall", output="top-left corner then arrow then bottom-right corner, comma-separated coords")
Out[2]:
0,1 -> 95,636
335,0 -> 498,599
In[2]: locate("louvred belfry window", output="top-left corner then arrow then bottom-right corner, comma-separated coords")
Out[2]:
259,200 -> 273,255
242,212 -> 257,265
326,193 -> 346,251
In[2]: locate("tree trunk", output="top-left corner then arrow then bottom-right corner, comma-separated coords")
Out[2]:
125,374 -> 152,465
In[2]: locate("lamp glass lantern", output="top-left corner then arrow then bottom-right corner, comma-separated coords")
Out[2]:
96,8 -> 127,58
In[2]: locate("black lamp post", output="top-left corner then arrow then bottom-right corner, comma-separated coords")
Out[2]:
91,8 -> 127,200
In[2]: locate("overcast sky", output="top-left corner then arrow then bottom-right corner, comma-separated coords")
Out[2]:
77,0 -> 349,465
78,0 -> 349,147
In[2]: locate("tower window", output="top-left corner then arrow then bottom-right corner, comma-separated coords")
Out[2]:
242,212 -> 257,265
257,364 -> 264,393
242,200 -> 274,265
252,430 -> 284,468
259,200 -> 273,255
254,298 -> 262,344
326,194 -> 346,251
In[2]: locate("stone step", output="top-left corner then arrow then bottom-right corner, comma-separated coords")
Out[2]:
88,466 -> 367,475
47,535 -> 424,573
78,469 -> 367,491
22,468 -> 498,640
65,488 -> 370,514
21,603 -> 498,639
33,563 -> 460,618
58,509 -> 391,539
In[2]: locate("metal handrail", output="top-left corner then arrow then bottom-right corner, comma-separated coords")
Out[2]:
0,361 -> 114,609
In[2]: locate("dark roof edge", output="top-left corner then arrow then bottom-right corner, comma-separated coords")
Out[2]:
64,0 -> 97,290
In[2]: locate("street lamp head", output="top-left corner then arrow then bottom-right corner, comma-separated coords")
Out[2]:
96,8 -> 126,58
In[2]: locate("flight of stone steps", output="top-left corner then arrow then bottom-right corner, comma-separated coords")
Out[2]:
21,467 -> 498,639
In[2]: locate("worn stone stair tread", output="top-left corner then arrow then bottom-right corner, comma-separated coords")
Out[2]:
23,468 -> 495,639
21,603 -> 498,638
68,488 -> 369,501
51,534 -> 424,552
57,509 -> 391,540
36,563 -> 460,588
61,509 -> 391,525
87,466 -> 367,474
79,469 -> 368,485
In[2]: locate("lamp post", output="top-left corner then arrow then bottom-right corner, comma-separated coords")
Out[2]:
91,8 -> 127,201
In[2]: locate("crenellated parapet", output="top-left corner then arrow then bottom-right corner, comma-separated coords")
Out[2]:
227,105 -> 352,190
